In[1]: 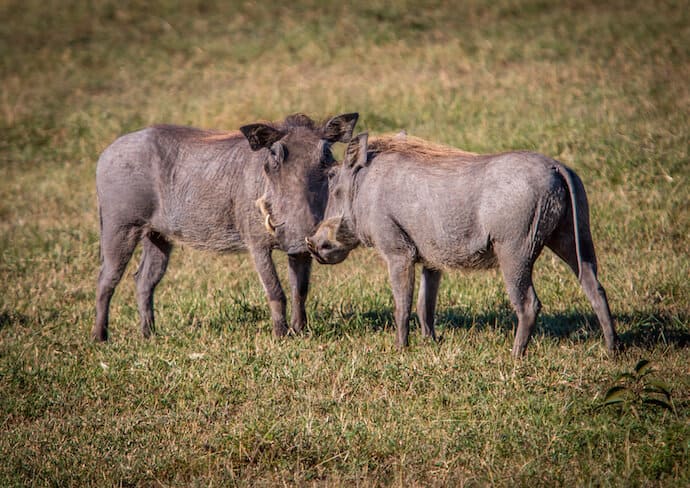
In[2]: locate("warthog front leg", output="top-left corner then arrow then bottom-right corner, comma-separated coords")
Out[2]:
250,246 -> 288,337
386,254 -> 416,348
288,254 -> 312,333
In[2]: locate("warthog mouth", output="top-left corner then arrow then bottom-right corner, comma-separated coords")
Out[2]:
305,237 -> 326,264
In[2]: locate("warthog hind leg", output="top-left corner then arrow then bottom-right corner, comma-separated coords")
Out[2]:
547,233 -> 619,352
94,225 -> 141,341
386,254 -> 416,348
417,266 -> 442,340
496,244 -> 542,358
134,232 -> 172,338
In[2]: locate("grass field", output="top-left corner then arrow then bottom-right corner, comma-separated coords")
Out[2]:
1,0 -> 688,485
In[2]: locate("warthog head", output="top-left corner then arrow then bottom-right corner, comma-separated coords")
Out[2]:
241,113 -> 359,255
306,132 -> 369,264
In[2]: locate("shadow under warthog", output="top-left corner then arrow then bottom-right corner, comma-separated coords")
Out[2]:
310,305 -> 689,350
438,308 -> 689,349
0,310 -> 30,332
614,312 -> 690,350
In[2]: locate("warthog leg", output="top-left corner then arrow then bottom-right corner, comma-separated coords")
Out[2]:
547,231 -> 619,353
94,225 -> 141,341
496,243 -> 542,358
288,254 -> 312,333
578,262 -> 618,351
386,254 -> 416,348
417,266 -> 442,340
250,246 -> 289,337
134,232 -> 172,338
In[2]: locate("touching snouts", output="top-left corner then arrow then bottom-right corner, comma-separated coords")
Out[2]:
305,219 -> 351,265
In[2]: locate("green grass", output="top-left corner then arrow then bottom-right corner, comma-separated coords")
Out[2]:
1,0 -> 688,485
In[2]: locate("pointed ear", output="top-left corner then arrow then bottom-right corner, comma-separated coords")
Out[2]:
345,132 -> 368,168
393,130 -> 407,140
322,113 -> 359,143
240,124 -> 286,151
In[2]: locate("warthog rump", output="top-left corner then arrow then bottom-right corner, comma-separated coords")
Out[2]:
94,112 -> 358,341
307,132 -> 619,357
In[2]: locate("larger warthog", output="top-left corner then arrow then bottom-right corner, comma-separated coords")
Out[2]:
94,112 -> 358,341
307,132 -> 619,357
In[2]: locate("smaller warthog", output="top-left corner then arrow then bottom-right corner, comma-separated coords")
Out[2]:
307,132 -> 619,357
94,112 -> 358,341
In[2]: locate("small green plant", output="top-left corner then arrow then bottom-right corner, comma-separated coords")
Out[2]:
601,359 -> 675,415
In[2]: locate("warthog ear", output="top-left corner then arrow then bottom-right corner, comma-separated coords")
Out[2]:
240,124 -> 286,151
345,132 -> 369,169
393,130 -> 407,139
322,113 -> 359,143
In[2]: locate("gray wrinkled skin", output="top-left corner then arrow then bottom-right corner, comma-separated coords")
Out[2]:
94,113 -> 358,341
307,132 -> 619,357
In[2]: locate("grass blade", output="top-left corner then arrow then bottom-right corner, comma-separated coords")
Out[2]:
635,359 -> 652,377
642,384 -> 671,401
603,385 -> 628,406
642,398 -> 674,412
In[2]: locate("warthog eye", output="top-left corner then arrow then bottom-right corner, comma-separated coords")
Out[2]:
321,242 -> 334,251
321,144 -> 335,168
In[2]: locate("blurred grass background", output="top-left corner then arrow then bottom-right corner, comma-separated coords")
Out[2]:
1,0 -> 688,485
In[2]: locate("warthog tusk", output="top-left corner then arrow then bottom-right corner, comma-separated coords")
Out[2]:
256,196 -> 277,236
264,214 -> 276,235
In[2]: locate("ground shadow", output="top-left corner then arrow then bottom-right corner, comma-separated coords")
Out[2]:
311,304 -> 690,350
0,309 -> 30,333
437,307 -> 689,349
614,312 -> 690,349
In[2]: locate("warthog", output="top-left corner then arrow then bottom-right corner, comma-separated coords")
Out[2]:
307,132 -> 619,357
94,112 -> 358,341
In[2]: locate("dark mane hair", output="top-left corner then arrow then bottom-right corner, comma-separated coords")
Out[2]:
282,113 -> 317,130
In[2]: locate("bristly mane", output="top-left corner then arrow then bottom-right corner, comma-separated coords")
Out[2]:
283,113 -> 317,130
199,130 -> 244,142
368,134 -> 478,160
198,113 -> 317,142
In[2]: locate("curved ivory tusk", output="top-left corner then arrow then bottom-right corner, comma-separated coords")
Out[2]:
256,196 -> 277,236
264,214 -> 276,235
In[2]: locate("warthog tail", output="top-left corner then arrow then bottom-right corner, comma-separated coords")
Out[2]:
555,165 -> 583,281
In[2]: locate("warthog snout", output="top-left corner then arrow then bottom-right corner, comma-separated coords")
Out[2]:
305,236 -> 330,264
306,219 -> 352,264
305,237 -> 319,259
